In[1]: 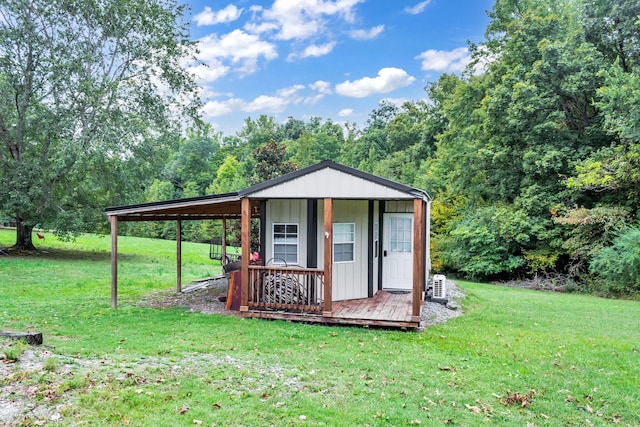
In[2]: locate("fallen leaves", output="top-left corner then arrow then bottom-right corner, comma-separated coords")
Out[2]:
177,405 -> 189,415
501,389 -> 536,407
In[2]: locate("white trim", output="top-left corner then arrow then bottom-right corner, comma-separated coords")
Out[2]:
272,223 -> 299,265
333,222 -> 355,263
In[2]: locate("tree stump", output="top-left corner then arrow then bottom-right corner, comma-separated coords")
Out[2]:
0,331 -> 43,345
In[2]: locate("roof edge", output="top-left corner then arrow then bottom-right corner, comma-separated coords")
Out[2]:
105,191 -> 240,215
240,160 -> 431,199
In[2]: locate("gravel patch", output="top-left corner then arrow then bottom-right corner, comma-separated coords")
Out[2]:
419,280 -> 465,330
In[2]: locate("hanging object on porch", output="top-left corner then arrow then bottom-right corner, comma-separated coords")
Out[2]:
209,218 -> 240,265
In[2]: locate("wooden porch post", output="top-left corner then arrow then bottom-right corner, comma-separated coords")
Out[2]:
110,215 -> 118,309
176,216 -> 182,293
221,218 -> 227,263
412,199 -> 425,322
323,197 -> 333,316
240,197 -> 251,311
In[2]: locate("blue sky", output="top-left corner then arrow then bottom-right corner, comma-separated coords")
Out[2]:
184,0 -> 495,135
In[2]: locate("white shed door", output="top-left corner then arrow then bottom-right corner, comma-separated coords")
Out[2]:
382,214 -> 413,290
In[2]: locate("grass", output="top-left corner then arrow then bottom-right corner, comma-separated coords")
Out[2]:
1,228 -> 639,426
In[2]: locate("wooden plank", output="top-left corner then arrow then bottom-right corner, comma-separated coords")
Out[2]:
240,198 -> 251,311
242,311 -> 419,329
1,331 -> 43,345
323,197 -> 333,315
413,199 -> 424,319
110,215 -> 118,309
176,217 -> 182,293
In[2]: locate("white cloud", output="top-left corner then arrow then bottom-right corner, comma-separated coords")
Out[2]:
289,42 -> 337,60
245,95 -> 290,112
276,84 -> 305,99
338,108 -> 354,117
405,1 -> 432,15
310,80 -> 332,94
254,0 -> 364,41
335,67 -> 416,98
415,47 -> 471,73
194,5 -> 243,26
304,94 -> 325,105
186,62 -> 230,83
349,25 -> 384,40
202,99 -> 236,117
201,85 -> 307,119
197,30 -> 278,75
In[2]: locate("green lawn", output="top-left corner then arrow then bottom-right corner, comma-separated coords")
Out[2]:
1,228 -> 639,426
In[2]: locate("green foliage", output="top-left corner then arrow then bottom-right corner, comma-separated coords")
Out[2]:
442,206 -> 533,279
555,206 -> 630,263
128,179 -> 176,240
251,139 -> 297,184
589,227 -> 640,295
164,129 -> 222,195
0,0 -> 199,249
2,339 -> 27,361
207,155 -> 246,194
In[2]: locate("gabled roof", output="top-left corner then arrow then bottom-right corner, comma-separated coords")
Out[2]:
241,160 -> 431,201
105,161 -> 430,221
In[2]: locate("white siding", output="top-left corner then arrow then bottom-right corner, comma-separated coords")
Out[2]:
265,200 -> 307,267
385,200 -> 414,213
316,200 -> 369,301
249,168 -> 415,200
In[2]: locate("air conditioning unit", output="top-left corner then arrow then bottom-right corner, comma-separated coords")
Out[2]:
432,274 -> 447,300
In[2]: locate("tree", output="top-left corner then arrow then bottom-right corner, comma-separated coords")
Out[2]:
0,0 -> 199,250
251,140 -> 297,184
207,156 -> 246,194
164,127 -> 222,196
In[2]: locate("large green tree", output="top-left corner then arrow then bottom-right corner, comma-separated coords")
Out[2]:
0,0 -> 199,250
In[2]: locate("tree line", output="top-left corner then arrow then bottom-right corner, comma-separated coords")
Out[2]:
2,0 -> 639,296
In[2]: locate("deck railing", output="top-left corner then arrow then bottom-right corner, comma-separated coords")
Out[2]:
248,265 -> 324,313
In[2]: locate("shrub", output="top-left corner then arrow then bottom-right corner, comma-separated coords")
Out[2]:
589,227 -> 640,296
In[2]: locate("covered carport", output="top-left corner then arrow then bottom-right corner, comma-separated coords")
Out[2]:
105,193 -> 262,308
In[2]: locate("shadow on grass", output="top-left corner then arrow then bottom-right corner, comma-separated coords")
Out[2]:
2,247 -> 144,262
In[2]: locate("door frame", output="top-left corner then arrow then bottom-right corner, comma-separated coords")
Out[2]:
381,213 -> 414,290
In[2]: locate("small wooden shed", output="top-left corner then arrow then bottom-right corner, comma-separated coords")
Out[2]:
106,160 -> 432,329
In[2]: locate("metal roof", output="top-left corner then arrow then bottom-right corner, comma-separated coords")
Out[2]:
105,161 -> 430,221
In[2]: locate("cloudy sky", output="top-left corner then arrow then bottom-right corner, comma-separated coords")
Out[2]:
185,0 -> 494,134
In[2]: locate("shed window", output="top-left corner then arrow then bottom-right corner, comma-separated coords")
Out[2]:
333,223 -> 355,263
273,223 -> 298,264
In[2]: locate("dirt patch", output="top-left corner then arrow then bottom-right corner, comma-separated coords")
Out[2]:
137,277 -> 238,316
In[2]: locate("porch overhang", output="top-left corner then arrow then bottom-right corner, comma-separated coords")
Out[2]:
105,193 -> 261,221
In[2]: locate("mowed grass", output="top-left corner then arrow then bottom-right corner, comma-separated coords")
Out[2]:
1,228 -> 639,426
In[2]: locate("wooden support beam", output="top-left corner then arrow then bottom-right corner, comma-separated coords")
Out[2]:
176,216 -> 182,293
240,197 -> 251,311
323,197 -> 333,316
221,218 -> 227,263
110,215 -> 118,309
412,199 -> 425,322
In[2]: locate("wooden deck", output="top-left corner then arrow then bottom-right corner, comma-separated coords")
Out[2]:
242,290 -> 420,329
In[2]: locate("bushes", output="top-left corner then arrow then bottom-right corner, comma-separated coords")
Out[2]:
589,227 -> 640,296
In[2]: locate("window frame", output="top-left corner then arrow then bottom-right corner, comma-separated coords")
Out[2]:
333,222 -> 355,263
272,223 -> 299,265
